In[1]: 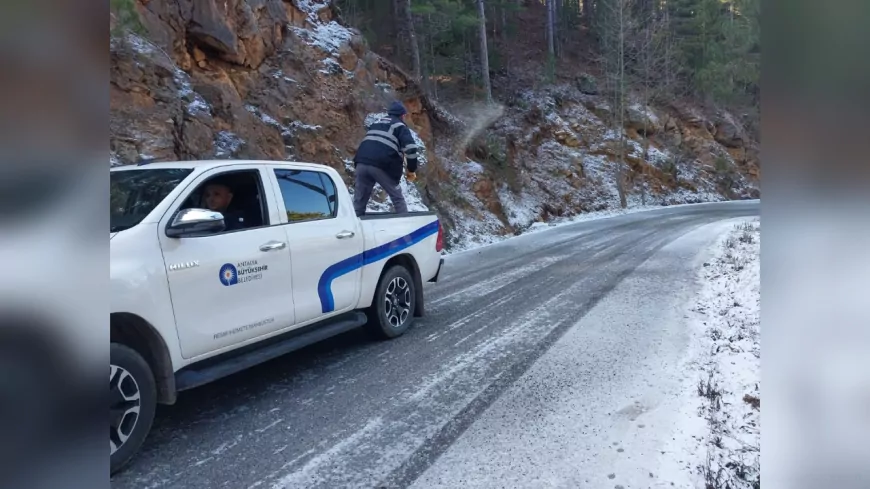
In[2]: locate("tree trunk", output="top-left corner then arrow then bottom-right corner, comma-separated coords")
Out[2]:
492,1 -> 498,38
404,0 -> 422,81
546,0 -> 556,57
619,0 -> 627,208
429,13 -> 438,99
616,0 -> 628,209
501,3 -> 507,41
476,0 -> 493,103
663,3 -> 673,94
583,0 -> 595,30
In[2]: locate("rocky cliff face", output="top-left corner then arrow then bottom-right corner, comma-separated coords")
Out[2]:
440,87 -> 761,248
110,0 -> 759,251
111,0 -> 433,165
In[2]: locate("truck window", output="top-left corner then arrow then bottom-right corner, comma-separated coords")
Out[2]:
110,168 -> 193,233
274,169 -> 337,223
180,170 -> 269,232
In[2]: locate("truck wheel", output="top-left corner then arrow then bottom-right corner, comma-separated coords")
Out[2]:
366,265 -> 417,340
110,343 -> 156,475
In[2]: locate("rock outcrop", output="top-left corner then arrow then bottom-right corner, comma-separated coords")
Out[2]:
111,0 -> 438,178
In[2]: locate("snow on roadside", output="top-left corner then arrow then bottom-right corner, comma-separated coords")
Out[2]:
664,218 -> 761,488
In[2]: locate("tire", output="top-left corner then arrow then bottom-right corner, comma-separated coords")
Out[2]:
110,343 -> 157,475
365,265 -> 417,340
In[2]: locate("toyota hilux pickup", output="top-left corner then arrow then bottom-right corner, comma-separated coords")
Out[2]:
109,160 -> 445,473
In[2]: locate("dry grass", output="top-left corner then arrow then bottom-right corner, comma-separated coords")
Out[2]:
695,218 -> 761,489
742,394 -> 760,410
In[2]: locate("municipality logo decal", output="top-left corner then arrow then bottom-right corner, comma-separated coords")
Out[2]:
219,260 -> 268,287
219,263 -> 238,286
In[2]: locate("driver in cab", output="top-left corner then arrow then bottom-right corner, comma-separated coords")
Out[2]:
203,181 -> 246,232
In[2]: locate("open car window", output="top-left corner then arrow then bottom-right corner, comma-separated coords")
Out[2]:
176,169 -> 270,234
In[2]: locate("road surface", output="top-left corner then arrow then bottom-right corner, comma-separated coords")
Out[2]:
111,201 -> 759,489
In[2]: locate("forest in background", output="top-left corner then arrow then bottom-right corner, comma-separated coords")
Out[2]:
336,0 -> 759,132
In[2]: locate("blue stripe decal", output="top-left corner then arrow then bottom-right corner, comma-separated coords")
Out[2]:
317,220 -> 440,313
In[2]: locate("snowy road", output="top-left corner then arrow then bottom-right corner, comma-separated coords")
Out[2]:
111,201 -> 758,489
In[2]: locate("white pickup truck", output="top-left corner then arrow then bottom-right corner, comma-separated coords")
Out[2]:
109,160 -> 445,473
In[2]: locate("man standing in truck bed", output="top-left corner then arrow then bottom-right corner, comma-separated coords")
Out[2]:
352,101 -> 419,216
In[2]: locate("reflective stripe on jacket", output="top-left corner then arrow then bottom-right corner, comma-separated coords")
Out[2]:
353,114 -> 418,183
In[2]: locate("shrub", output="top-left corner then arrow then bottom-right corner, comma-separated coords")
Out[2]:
715,156 -> 731,174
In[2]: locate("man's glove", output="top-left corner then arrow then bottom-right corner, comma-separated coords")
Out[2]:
405,171 -> 417,183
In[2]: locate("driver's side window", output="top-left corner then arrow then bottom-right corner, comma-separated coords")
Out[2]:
179,170 -> 269,235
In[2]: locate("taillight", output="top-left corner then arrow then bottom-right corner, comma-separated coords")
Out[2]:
435,221 -> 444,252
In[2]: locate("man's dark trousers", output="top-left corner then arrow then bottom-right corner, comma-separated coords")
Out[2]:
353,163 -> 408,216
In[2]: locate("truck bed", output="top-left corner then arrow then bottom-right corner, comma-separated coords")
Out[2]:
358,211 -> 437,221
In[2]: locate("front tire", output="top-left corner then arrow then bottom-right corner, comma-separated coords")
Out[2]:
110,343 -> 156,475
366,265 -> 417,340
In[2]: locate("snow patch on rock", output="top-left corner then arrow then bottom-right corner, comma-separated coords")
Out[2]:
175,70 -> 212,118
497,187 -> 541,231
245,105 -> 282,129
214,131 -> 244,158
409,127 -> 428,168
118,32 -> 213,119
290,1 -> 354,63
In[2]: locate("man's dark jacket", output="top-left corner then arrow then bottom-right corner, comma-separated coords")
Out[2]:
353,108 -> 419,184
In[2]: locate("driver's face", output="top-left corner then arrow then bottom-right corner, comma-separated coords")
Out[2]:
204,184 -> 233,212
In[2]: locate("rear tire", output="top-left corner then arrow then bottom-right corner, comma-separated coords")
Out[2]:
365,265 -> 417,340
110,343 -> 157,475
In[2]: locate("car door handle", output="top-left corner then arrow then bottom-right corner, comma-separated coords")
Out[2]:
259,241 -> 287,251
336,230 -> 355,239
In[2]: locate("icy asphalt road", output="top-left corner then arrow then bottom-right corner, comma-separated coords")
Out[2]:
111,200 -> 758,489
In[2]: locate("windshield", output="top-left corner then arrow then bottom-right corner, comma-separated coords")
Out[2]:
110,168 -> 193,233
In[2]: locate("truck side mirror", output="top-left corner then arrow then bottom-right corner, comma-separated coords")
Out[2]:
166,208 -> 226,238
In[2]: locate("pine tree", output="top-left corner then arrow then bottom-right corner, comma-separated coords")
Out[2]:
111,0 -> 145,36
666,0 -> 759,104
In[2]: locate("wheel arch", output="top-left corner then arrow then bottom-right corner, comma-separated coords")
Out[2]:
380,254 -> 425,317
110,313 -> 177,405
